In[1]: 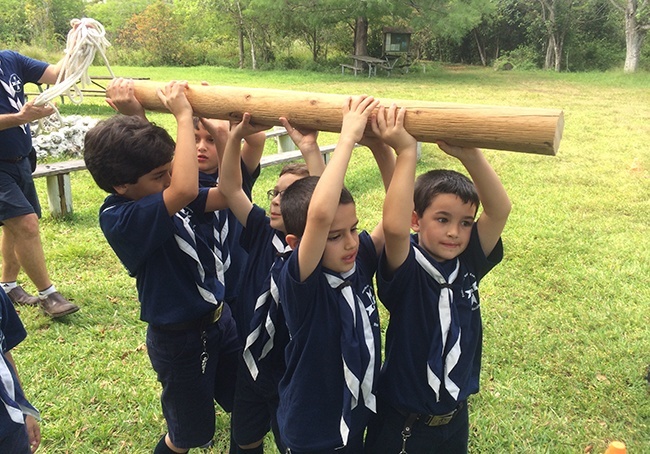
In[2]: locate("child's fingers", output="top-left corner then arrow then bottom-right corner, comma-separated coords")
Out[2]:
279,117 -> 293,132
386,103 -> 397,125
356,95 -> 377,113
342,96 -> 352,115
395,106 -> 407,127
370,113 -> 382,137
375,105 -> 387,131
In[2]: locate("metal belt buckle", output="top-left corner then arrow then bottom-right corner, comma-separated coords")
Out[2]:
210,304 -> 223,323
423,409 -> 456,427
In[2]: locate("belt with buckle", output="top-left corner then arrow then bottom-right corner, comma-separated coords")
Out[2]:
154,304 -> 223,331
0,156 -> 26,163
397,401 -> 465,427
421,403 -> 463,426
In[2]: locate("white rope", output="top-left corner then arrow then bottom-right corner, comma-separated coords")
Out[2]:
32,18 -> 114,131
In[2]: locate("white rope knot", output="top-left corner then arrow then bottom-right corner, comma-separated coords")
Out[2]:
32,18 -> 114,132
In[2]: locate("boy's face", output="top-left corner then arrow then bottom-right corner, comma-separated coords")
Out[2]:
412,193 -> 476,262
269,172 -> 303,232
195,122 -> 219,174
114,163 -> 172,200
322,202 -> 359,274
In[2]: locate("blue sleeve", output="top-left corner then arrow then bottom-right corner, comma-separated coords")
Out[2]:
0,290 -> 27,353
460,224 -> 503,281
279,246 -> 321,332
241,160 -> 260,200
99,193 -> 176,276
13,51 -> 49,84
239,205 -> 270,253
377,244 -> 418,312
357,231 -> 378,280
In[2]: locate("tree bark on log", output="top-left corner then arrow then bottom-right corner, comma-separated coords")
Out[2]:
132,81 -> 563,155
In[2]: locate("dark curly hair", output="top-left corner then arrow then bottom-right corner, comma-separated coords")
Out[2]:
83,115 -> 175,194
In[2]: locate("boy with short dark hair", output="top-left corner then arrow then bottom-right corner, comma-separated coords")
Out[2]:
104,78 -> 266,341
219,112 -> 326,453
0,288 -> 40,453
277,95 -> 390,453
84,81 -> 240,454
364,104 -> 511,454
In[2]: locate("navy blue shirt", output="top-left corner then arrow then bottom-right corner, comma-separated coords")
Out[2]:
99,188 -> 225,326
0,51 -> 48,159
198,161 -> 259,305
0,289 -> 38,438
278,231 -> 381,452
377,225 -> 503,415
238,204 -> 291,387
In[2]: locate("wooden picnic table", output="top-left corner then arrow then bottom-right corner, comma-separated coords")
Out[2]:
346,55 -> 390,77
25,76 -> 150,101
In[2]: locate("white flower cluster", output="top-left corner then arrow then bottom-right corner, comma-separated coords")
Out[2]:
31,115 -> 98,159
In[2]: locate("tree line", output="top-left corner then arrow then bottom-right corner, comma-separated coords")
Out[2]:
1,0 -> 648,72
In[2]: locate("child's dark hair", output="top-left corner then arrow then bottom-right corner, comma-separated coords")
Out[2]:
281,176 -> 354,238
83,115 -> 175,194
414,169 -> 480,217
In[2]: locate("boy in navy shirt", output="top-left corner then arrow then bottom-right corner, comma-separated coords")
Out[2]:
104,78 -> 266,341
364,104 -> 511,453
84,81 -> 240,453
220,112 -> 326,453
194,115 -> 265,341
0,288 -> 40,453
277,95 -> 394,453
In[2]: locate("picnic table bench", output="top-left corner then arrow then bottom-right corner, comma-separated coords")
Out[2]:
32,128 -> 342,217
341,55 -> 405,77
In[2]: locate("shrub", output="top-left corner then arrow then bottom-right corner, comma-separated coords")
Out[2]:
493,46 -> 540,71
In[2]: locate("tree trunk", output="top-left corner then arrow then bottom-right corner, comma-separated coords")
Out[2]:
473,29 -> 487,66
623,1 -> 646,72
249,30 -> 257,70
554,32 -> 564,72
235,1 -> 246,69
544,36 -> 554,69
238,28 -> 245,69
354,16 -> 368,56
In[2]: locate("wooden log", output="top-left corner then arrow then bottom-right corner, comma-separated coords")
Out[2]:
132,80 -> 563,155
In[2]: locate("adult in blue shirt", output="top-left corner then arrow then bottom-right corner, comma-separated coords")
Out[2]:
0,50 -> 79,318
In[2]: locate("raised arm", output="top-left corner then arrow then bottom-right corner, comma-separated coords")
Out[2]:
295,95 -> 379,282
358,134 -> 395,192
157,81 -> 202,215
372,104 -> 418,271
358,129 -> 398,254
241,128 -> 266,175
279,117 -> 326,176
437,141 -> 511,256
219,113 -> 269,226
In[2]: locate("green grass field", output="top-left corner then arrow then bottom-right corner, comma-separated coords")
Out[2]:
8,66 -> 650,453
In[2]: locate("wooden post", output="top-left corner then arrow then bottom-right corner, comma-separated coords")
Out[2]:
132,81 -> 563,155
45,174 -> 72,217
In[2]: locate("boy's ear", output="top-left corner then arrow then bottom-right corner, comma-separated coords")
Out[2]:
411,210 -> 421,232
285,234 -> 300,250
113,184 -> 128,196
